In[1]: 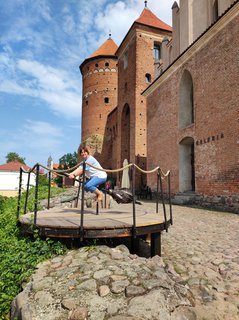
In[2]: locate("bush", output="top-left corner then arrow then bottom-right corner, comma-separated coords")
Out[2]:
0,187 -> 67,319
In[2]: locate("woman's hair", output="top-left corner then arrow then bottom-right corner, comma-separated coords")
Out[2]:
78,144 -> 90,156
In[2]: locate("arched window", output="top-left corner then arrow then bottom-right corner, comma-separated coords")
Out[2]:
145,73 -> 151,83
179,70 -> 194,128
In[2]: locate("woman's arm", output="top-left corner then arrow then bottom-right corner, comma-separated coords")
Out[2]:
69,167 -> 83,179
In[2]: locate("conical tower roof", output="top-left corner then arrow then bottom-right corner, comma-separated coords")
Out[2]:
80,37 -> 118,73
89,37 -> 118,58
135,7 -> 172,31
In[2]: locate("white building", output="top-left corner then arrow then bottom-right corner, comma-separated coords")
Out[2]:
0,161 -> 36,197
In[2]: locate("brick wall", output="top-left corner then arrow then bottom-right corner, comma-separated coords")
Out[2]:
116,24 -> 171,187
81,57 -> 118,166
147,14 -> 239,209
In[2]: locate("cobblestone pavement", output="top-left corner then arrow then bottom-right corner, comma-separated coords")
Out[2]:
156,203 -> 239,320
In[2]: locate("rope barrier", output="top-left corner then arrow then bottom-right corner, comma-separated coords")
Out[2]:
134,164 -> 159,174
20,160 -> 170,179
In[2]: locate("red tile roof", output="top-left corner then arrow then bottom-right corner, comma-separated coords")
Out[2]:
0,160 -> 31,172
135,8 -> 172,31
89,38 -> 118,58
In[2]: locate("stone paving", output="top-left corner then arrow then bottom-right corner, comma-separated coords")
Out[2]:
157,203 -> 239,320
15,193 -> 239,320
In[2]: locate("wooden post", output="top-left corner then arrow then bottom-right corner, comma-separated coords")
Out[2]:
151,232 -> 161,257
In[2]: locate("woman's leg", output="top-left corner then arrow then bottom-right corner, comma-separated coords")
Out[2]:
84,177 -> 106,200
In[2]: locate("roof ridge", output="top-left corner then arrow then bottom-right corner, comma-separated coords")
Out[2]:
135,7 -> 172,31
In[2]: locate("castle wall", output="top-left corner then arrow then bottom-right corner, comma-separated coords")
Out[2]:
146,10 -> 239,211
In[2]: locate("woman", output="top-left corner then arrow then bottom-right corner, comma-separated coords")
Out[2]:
69,145 -> 107,201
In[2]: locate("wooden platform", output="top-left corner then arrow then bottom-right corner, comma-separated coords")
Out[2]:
19,204 -> 171,256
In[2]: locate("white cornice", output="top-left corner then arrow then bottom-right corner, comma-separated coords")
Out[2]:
143,2 -> 239,97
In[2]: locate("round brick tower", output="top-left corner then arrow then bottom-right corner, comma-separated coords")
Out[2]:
79,37 -> 118,165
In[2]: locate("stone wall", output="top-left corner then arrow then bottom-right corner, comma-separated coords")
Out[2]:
11,245 -> 196,320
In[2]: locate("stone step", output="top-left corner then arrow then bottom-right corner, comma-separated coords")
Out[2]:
172,192 -> 199,205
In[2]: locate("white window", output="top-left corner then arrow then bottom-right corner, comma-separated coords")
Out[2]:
153,43 -> 161,61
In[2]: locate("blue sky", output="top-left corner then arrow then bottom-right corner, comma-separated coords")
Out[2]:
0,0 -> 172,168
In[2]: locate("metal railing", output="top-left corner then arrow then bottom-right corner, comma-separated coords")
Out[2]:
17,161 -> 173,240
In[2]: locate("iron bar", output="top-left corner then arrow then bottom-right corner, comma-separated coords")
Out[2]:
159,172 -> 168,232
47,171 -> 51,210
168,172 -> 173,225
80,162 -> 86,241
34,164 -> 39,225
131,165 -> 136,239
76,179 -> 81,208
16,167 -> 23,220
24,172 -> 31,214
156,169 -> 160,213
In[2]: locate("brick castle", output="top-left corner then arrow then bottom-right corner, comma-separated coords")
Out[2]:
79,0 -> 239,213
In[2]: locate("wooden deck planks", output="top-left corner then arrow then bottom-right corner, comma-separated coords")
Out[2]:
20,206 -> 165,229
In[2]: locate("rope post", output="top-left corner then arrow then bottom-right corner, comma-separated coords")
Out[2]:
131,165 -> 138,253
17,167 -> 23,220
159,171 -> 168,232
80,162 -> 86,241
47,171 -> 51,210
34,164 -> 40,225
24,172 -> 31,214
76,178 -> 81,208
156,169 -> 160,213
168,172 -> 173,225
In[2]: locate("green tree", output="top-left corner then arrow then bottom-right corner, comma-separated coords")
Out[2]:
54,151 -> 78,187
59,152 -> 78,169
6,152 -> 26,164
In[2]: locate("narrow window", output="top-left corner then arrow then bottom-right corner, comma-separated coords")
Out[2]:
145,73 -> 151,83
95,63 -> 98,67
123,52 -> 128,69
153,43 -> 161,61
104,97 -> 109,104
105,62 -> 109,67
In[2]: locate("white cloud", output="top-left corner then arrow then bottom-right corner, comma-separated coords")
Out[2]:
0,56 -> 82,119
24,120 -> 63,137
90,0 -> 173,48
